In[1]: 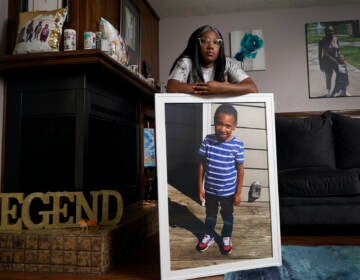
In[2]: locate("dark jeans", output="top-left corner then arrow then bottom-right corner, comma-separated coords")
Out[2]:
204,193 -> 234,238
323,61 -> 337,90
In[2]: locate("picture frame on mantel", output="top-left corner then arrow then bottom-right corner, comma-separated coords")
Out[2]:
305,20 -> 360,99
20,0 -> 70,22
121,0 -> 141,68
155,93 -> 281,280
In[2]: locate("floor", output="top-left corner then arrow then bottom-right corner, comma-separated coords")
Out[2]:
1,235 -> 360,280
1,194 -> 359,280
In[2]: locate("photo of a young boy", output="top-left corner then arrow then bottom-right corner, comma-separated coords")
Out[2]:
197,104 -> 244,255
155,93 -> 281,279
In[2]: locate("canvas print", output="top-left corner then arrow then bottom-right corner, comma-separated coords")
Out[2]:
155,93 -> 281,280
144,128 -> 156,167
306,20 -> 360,98
230,29 -> 265,71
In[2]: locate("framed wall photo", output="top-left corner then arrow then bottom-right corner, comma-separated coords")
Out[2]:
20,0 -> 70,22
121,0 -> 141,67
155,93 -> 281,280
21,0 -> 68,11
306,20 -> 360,98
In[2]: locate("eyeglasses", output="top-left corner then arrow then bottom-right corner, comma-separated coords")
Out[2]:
197,37 -> 223,47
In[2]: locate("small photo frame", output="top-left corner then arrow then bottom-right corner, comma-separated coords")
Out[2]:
23,0 -> 63,12
121,0 -> 141,67
144,127 -> 156,167
155,93 -> 281,279
21,0 -> 70,22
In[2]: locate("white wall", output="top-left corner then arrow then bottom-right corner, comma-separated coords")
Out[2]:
159,5 -> 360,112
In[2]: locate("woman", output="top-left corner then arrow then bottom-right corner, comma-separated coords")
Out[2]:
318,24 -> 340,97
167,25 -> 259,95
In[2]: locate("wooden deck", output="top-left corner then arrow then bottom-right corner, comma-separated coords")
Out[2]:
168,184 -> 273,271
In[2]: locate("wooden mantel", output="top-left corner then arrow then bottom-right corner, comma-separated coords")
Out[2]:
0,50 -> 156,101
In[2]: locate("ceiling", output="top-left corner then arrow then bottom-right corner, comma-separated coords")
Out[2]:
147,0 -> 358,18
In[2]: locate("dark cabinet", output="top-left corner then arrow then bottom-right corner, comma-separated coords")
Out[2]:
0,50 -> 155,205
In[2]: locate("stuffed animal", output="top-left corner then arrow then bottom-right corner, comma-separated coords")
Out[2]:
78,218 -> 99,232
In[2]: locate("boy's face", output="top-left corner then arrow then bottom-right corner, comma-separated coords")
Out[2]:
214,112 -> 236,141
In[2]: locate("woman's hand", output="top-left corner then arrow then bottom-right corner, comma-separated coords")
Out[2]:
167,77 -> 258,95
192,81 -> 226,95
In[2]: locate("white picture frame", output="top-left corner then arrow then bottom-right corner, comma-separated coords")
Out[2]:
155,93 -> 281,280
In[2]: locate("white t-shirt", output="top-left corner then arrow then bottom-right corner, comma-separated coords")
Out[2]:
168,57 -> 249,83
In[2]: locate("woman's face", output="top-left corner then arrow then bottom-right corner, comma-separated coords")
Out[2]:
326,25 -> 335,37
198,30 -> 222,68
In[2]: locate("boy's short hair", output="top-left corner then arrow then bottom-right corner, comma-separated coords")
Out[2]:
214,104 -> 237,122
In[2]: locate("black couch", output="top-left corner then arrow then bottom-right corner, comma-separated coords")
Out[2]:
275,110 -> 360,232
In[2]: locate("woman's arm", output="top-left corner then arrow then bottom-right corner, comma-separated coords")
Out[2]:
167,77 -> 258,95
166,79 -> 196,93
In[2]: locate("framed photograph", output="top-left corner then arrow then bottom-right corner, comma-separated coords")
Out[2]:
21,0 -> 68,11
305,20 -> 360,98
155,93 -> 281,280
20,0 -> 70,22
121,0 -> 141,67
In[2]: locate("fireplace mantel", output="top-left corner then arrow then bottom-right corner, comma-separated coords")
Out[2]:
0,50 -> 155,101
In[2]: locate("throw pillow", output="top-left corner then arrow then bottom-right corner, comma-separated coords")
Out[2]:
99,17 -> 128,65
331,112 -> 360,168
13,7 -> 68,54
276,114 -> 336,170
278,168 -> 360,197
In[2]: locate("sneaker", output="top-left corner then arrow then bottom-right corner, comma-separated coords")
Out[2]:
196,234 -> 214,252
222,237 -> 232,254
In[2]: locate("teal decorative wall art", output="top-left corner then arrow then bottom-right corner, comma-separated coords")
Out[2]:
230,29 -> 265,71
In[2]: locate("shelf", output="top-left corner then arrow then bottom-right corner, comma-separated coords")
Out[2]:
0,50 -> 156,102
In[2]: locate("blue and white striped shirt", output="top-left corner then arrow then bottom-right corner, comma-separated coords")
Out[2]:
199,134 -> 244,197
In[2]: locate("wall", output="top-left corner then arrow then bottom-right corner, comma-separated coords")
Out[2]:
158,4 -> 360,112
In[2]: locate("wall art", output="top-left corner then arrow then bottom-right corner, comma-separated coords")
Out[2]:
230,29 -> 265,71
306,20 -> 360,98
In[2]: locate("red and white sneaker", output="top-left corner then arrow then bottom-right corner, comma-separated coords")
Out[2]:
222,237 -> 232,254
196,234 -> 215,252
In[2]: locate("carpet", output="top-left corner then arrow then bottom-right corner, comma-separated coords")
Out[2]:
225,245 -> 360,280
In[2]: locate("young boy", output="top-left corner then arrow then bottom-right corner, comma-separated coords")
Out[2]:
196,104 -> 244,254
331,53 -> 349,97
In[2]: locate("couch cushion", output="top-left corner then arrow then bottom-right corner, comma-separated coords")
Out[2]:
278,168 -> 360,197
276,115 -> 336,170
330,112 -> 360,169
